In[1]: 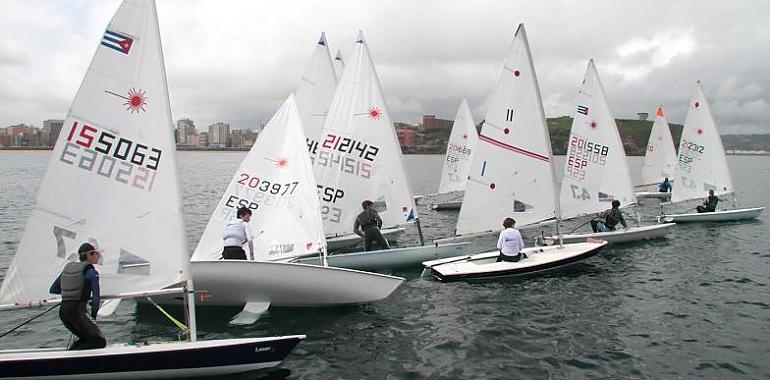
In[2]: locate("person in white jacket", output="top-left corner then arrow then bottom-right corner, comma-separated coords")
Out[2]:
496,218 -> 524,262
222,206 -> 254,260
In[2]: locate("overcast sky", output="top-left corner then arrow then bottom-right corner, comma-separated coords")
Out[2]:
1,0 -> 768,134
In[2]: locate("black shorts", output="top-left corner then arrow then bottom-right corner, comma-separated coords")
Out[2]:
497,252 -> 521,262
222,246 -> 247,260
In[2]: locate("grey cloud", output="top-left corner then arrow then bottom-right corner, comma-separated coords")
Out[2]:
2,0 -> 769,135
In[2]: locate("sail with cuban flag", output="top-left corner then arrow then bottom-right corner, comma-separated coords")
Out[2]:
0,0 -> 185,308
558,59 -> 636,220
100,29 -> 135,55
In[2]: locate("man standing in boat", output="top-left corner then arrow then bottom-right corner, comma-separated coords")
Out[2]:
592,200 -> 628,232
49,243 -> 106,350
696,189 -> 719,213
353,200 -> 390,251
659,177 -> 672,193
222,206 -> 255,260
496,218 -> 525,262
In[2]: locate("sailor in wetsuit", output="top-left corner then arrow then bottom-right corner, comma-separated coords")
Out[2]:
49,242 -> 106,350
222,206 -> 254,260
591,200 -> 628,232
353,200 -> 390,251
696,189 -> 719,213
659,177 -> 672,193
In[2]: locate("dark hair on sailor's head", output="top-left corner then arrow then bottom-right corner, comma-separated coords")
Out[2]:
78,242 -> 96,261
503,218 -> 515,228
362,200 -> 374,209
612,200 -> 621,208
237,206 -> 252,218
708,189 -> 714,195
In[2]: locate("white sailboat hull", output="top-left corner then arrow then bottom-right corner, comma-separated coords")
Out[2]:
658,207 -> 764,223
635,191 -> 671,200
326,227 -> 404,250
0,336 -> 304,379
185,260 -> 404,307
422,241 -> 608,281
292,242 -> 472,271
544,223 -> 675,245
428,201 -> 463,211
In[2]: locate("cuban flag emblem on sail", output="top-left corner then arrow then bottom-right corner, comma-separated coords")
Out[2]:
406,208 -> 416,223
101,29 -> 134,55
577,105 -> 589,115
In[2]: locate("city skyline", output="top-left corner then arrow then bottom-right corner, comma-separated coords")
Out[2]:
1,1 -> 768,134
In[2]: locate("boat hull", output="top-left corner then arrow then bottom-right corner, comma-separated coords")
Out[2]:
658,207 -> 764,223
326,227 -> 403,250
422,241 -> 608,282
184,260 -> 404,307
428,201 -> 463,210
635,191 -> 671,200
292,242 -> 472,271
0,336 -> 304,380
544,223 -> 675,245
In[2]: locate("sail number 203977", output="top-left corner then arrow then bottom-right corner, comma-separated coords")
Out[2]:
236,173 -> 299,196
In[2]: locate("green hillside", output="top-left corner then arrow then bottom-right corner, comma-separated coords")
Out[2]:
407,117 -> 684,155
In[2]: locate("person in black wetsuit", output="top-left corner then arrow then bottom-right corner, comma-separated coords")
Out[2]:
591,200 -> 628,232
353,200 -> 390,251
696,189 -> 719,213
50,242 -> 106,350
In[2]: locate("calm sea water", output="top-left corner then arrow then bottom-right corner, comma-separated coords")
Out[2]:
1,151 -> 769,379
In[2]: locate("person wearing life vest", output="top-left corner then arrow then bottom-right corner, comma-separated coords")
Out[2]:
696,189 -> 719,213
658,177 -> 672,193
222,206 -> 254,260
591,200 -> 628,232
49,242 -> 106,350
353,200 -> 390,251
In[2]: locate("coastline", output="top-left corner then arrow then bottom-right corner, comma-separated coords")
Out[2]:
1,147 -> 768,156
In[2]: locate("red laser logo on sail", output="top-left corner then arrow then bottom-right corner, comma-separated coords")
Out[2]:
265,157 -> 289,168
368,106 -> 382,120
105,88 -> 147,113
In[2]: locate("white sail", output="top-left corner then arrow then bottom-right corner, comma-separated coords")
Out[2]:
437,98 -> 479,195
455,24 -> 558,235
192,95 -> 325,261
0,0 -> 187,303
314,31 -> 417,236
295,32 -> 338,157
639,105 -> 677,186
559,60 -> 636,219
333,49 -> 345,82
671,81 -> 734,203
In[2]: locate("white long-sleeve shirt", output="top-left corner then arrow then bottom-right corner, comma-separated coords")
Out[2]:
223,220 -> 254,259
497,227 -> 524,256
